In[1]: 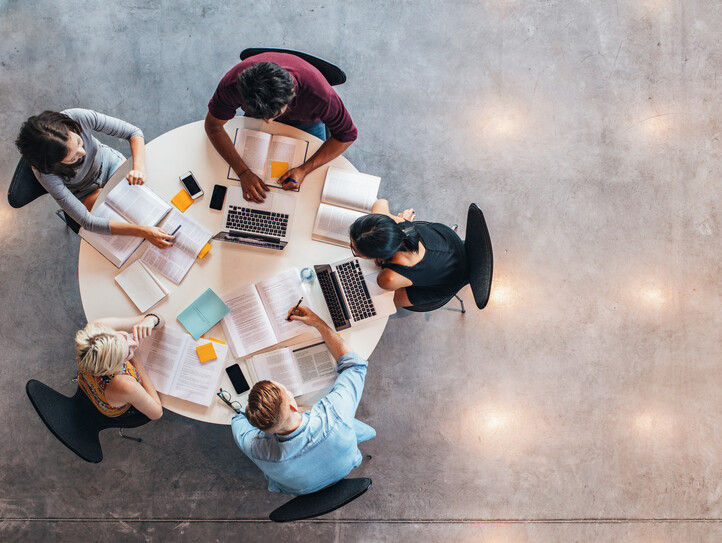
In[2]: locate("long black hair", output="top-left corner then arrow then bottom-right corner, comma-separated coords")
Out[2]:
15,111 -> 83,180
349,214 -> 421,260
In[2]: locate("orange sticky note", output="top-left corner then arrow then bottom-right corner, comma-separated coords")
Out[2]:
197,242 -> 211,259
196,342 -> 217,363
171,189 -> 194,212
208,337 -> 226,344
270,161 -> 289,179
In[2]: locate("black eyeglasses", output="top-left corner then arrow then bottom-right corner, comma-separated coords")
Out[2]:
217,388 -> 242,414
350,244 -> 360,258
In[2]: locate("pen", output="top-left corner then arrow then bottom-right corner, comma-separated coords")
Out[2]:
287,297 -> 303,321
170,224 -> 183,236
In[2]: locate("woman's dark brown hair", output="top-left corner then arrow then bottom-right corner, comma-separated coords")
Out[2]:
15,111 -> 83,180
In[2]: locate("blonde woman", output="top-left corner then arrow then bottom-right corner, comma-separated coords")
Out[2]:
75,314 -> 164,421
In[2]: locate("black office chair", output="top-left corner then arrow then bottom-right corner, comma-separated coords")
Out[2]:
406,203 -> 493,313
8,158 -> 81,233
26,379 -> 149,463
269,477 -> 372,522
240,48 -> 346,86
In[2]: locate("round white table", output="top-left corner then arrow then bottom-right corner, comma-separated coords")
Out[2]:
78,117 -> 388,424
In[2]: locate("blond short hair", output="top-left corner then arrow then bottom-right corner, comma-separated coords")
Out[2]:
75,322 -> 126,376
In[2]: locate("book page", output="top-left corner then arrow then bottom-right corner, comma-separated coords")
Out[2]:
140,244 -> 194,285
114,260 -> 168,312
229,129 -> 272,179
169,339 -> 229,406
140,209 -> 212,284
220,285 -> 278,358
134,327 -> 188,395
292,342 -> 337,394
321,167 -> 381,212
312,203 -> 364,246
256,269 -> 309,343
80,203 -> 143,267
265,134 -> 309,182
248,348 -> 304,397
105,179 -> 171,226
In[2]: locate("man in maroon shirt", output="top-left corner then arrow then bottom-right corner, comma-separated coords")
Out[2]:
205,52 -> 358,202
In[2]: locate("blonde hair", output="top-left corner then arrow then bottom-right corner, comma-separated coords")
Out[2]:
245,380 -> 284,431
75,322 -> 126,376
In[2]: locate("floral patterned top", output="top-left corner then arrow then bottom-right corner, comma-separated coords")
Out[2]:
78,360 -> 141,417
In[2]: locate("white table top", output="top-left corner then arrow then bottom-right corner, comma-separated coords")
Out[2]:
77,117 -> 388,424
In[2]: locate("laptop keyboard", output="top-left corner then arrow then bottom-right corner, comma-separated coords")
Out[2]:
336,260 -> 377,321
226,206 -> 289,238
316,267 -> 350,330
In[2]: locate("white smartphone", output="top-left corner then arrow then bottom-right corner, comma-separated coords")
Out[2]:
180,171 -> 204,199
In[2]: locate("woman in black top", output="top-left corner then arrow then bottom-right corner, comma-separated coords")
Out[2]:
349,199 -> 468,307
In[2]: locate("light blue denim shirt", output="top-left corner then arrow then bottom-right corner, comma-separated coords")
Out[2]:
231,352 -> 376,496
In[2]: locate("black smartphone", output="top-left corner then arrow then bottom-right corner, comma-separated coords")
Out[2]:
210,184 -> 227,210
225,364 -> 250,394
180,171 -> 203,199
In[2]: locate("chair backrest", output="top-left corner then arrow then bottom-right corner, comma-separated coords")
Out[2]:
25,380 -> 148,463
240,48 -> 347,86
269,477 -> 372,522
8,158 -> 47,209
464,204 -> 493,309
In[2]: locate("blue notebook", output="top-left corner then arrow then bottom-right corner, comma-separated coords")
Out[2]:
177,288 -> 230,340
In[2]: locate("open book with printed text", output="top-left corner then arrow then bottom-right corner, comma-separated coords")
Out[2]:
134,327 -> 229,407
244,340 -> 338,398
80,180 -> 172,268
312,167 -> 381,247
227,128 -> 309,184
220,268 -> 316,359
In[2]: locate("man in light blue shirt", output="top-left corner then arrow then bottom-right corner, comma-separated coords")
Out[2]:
231,306 -> 376,495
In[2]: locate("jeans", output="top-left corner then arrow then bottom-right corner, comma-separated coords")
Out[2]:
97,144 -> 126,189
292,121 -> 327,141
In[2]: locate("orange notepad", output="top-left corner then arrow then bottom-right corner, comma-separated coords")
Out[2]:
171,190 -> 194,212
196,342 -> 217,363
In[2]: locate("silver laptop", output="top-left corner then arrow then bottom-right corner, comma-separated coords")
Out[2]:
314,257 -> 396,331
213,187 -> 296,251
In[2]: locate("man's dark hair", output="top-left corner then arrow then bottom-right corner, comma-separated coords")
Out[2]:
237,62 -> 295,119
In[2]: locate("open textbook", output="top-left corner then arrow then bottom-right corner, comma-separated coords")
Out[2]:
245,341 -> 338,398
134,327 -> 229,407
140,209 -> 213,284
80,179 -> 172,268
221,268 -> 316,359
312,167 -> 381,247
226,128 -> 309,184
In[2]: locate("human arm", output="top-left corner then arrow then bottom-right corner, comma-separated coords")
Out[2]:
323,351 -> 369,423
231,411 -> 264,453
108,222 -> 176,248
105,364 -> 163,420
278,137 -> 353,190
94,313 -> 165,340
286,306 -> 351,360
126,135 -> 146,185
370,199 -> 415,223
204,112 -> 269,202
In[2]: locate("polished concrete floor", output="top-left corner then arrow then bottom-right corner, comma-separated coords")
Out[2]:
1,1 -> 721,541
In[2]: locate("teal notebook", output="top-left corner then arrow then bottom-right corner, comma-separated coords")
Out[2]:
177,288 -> 230,340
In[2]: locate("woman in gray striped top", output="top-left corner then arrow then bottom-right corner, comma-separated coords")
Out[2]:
15,109 -> 175,248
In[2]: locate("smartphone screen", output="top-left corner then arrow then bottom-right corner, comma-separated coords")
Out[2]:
225,364 -> 250,394
210,184 -> 227,210
180,171 -> 203,198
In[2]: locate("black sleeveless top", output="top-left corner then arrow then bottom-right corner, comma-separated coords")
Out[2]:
381,221 -> 468,305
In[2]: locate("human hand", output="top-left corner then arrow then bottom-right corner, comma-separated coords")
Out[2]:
144,226 -> 176,248
133,316 -> 157,341
239,169 -> 269,203
278,166 -> 307,191
126,169 -> 146,185
286,305 -> 324,328
397,208 -> 416,221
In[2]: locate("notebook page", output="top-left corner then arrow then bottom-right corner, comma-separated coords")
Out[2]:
105,179 -> 171,226
229,129 -> 272,180
312,203 -> 364,245
134,327 -> 189,395
169,339 -> 228,407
